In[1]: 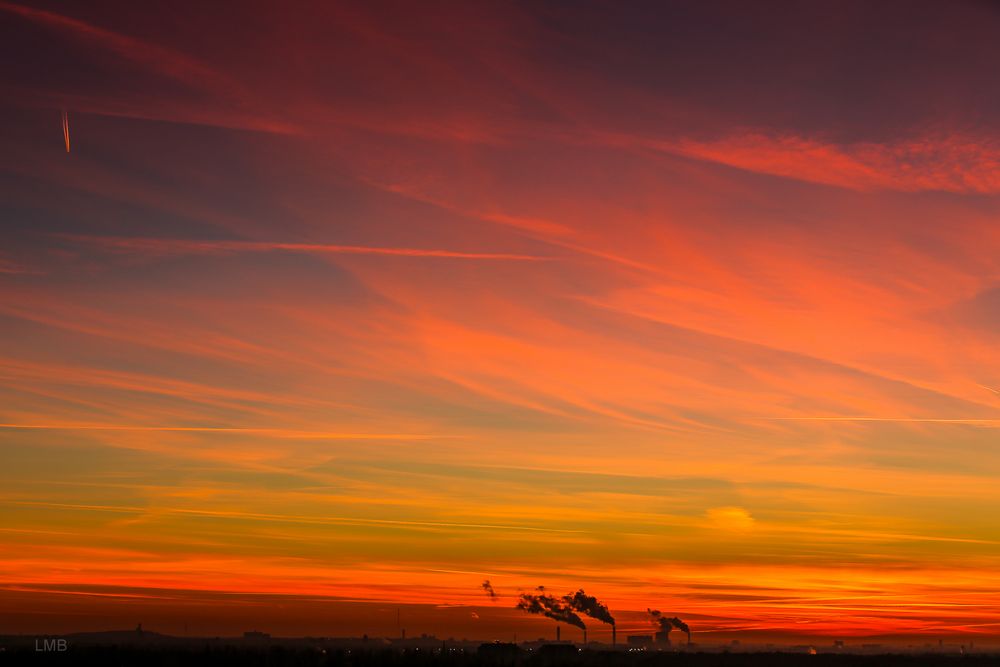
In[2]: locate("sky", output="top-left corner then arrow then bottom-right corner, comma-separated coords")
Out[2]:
2,0 -> 1000,645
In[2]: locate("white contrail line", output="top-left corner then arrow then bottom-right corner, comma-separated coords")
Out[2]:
61,109 -> 70,152
0,423 -> 441,439
766,417 -> 1000,425
61,235 -> 552,261
6,500 -> 583,534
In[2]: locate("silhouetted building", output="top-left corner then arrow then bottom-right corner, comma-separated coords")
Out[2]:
627,635 -> 652,647
537,643 -> 578,661
478,641 -> 520,665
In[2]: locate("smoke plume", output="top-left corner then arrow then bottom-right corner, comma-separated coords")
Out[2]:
563,589 -> 615,627
647,608 -> 672,632
482,579 -> 498,600
648,609 -> 690,642
516,587 -> 586,630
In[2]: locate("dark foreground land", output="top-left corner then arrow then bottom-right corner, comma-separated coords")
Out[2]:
0,646 -> 996,667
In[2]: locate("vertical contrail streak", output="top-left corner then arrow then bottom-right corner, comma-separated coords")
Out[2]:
61,109 -> 70,152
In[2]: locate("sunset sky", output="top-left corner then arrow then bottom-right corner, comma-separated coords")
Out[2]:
2,0 -> 1000,645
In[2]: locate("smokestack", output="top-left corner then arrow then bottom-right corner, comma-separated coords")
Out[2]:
668,617 -> 690,645
613,625 -> 616,647
556,625 -> 560,642
562,588 -> 614,645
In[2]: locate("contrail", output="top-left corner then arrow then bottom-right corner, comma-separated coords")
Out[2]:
767,417 -> 1000,425
61,109 -> 70,152
978,384 -> 1000,397
6,500 -> 583,534
62,235 -> 551,262
0,423 -> 440,440
482,579 -> 498,600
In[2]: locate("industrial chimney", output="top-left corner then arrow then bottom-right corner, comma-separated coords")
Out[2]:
556,625 -> 560,642
613,625 -> 616,647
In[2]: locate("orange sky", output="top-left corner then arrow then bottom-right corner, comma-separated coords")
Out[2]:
1,0 -> 1000,644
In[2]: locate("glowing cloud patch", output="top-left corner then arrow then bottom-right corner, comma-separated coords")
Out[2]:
706,507 -> 756,533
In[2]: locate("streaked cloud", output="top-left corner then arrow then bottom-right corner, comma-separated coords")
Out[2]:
653,132 -> 1000,194
1,0 -> 1000,642
62,235 -> 552,262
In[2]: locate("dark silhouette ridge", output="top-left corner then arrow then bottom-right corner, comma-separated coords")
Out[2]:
1,640 -> 996,667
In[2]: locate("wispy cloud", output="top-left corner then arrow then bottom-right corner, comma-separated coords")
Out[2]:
0,423 -> 443,440
0,258 -> 40,275
654,132 -> 1000,194
766,417 -> 1000,426
4,0 -> 1000,640
0,1 -> 232,94
61,235 -> 551,261
5,500 -> 582,535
